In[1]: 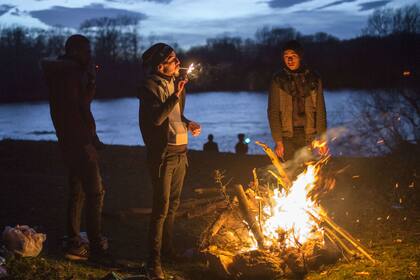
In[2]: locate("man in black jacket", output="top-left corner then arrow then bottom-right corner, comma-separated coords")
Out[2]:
138,43 -> 201,280
42,35 -> 107,261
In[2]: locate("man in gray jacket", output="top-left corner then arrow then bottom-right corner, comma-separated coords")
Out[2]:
138,43 -> 201,280
268,40 -> 328,161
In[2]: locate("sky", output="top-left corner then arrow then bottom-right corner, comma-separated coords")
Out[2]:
0,0 -> 417,48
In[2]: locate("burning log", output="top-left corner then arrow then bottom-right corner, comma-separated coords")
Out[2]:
233,184 -> 265,249
255,141 -> 291,190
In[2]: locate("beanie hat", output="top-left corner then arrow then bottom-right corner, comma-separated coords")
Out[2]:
282,40 -> 303,56
142,43 -> 174,68
65,34 -> 90,54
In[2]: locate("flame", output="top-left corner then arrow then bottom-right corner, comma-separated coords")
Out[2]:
261,165 -> 322,248
246,140 -> 330,251
187,63 -> 195,74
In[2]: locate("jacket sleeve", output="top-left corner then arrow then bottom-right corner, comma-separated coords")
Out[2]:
267,77 -> 283,142
316,79 -> 327,136
140,82 -> 180,126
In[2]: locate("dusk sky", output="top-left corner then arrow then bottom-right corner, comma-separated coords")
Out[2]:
0,0 -> 416,48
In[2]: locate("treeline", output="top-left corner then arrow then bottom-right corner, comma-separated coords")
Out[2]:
0,5 -> 418,103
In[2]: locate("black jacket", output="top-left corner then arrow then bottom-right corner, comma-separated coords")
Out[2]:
138,74 -> 190,163
41,57 -> 98,165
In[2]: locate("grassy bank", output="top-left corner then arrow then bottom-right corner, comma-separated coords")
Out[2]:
0,140 -> 418,279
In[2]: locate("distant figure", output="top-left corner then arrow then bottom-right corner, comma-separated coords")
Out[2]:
41,34 -> 107,262
235,133 -> 248,154
268,40 -> 328,161
203,134 -> 219,152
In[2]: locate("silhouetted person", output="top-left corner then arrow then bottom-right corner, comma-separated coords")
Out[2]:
203,134 -> 219,152
41,34 -> 107,262
235,133 -> 248,154
268,40 -> 328,161
138,43 -> 201,280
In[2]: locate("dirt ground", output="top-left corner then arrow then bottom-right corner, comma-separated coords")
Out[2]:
0,140 -> 419,279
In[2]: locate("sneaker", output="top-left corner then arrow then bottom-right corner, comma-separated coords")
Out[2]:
64,242 -> 89,261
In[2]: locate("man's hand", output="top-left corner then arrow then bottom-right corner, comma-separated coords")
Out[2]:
84,144 -> 98,162
188,121 -> 201,137
176,78 -> 188,98
275,141 -> 284,158
317,143 -> 329,156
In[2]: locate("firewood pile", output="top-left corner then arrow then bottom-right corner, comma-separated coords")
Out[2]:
195,141 -> 375,279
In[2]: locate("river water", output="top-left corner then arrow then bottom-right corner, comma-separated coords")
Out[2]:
0,90 -> 366,155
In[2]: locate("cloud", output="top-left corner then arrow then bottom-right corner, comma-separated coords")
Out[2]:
358,0 -> 391,11
30,3 -> 147,28
0,4 -> 14,16
106,0 -> 172,3
316,0 -> 357,10
266,0 -> 313,9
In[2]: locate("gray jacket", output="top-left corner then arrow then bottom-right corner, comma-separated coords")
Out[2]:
268,67 -> 327,142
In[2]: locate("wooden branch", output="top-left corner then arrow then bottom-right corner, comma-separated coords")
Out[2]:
255,141 -> 291,190
200,208 -> 234,250
316,208 -> 376,264
234,184 -> 265,248
186,200 -> 228,219
324,227 -> 356,257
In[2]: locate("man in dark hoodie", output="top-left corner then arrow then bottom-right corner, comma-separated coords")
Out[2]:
138,43 -> 201,280
268,40 -> 328,161
41,34 -> 107,261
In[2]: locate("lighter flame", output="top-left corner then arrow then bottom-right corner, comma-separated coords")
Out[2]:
187,63 -> 195,74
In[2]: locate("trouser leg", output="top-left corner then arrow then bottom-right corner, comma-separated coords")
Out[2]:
80,160 -> 105,249
67,170 -> 85,241
162,154 -> 187,254
283,128 -> 307,161
147,155 -> 177,265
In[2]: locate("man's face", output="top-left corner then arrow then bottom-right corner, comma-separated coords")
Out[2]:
74,42 -> 92,67
158,51 -> 180,77
283,49 -> 301,71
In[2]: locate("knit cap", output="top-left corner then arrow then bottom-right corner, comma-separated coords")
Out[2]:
282,40 -> 303,56
142,43 -> 174,68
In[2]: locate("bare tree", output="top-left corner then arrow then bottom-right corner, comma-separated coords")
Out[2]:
363,4 -> 420,36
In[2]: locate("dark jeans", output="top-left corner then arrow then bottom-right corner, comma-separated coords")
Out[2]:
67,159 -> 105,248
147,152 -> 187,265
283,127 -> 314,161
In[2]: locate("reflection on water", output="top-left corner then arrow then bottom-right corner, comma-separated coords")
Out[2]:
0,91 -> 362,154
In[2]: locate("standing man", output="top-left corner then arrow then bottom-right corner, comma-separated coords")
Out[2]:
203,134 -> 219,152
138,43 -> 201,280
268,40 -> 328,161
41,34 -> 107,261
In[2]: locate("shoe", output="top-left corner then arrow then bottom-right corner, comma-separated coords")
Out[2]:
64,242 -> 89,261
146,262 -> 165,280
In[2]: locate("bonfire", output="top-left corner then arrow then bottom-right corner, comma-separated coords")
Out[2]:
198,140 -> 375,279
